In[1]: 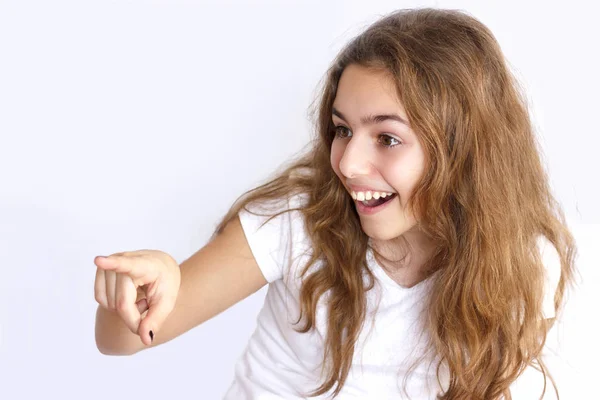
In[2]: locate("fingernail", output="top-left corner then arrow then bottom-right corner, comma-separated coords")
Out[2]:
149,330 -> 154,342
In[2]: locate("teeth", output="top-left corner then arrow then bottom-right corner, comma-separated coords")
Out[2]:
351,190 -> 394,201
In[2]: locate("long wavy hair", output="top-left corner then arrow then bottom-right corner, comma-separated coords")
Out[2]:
213,8 -> 577,399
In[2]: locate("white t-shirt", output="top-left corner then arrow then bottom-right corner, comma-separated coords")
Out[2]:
223,193 -> 561,399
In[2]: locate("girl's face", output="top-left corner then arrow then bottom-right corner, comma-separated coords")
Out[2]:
330,64 -> 426,243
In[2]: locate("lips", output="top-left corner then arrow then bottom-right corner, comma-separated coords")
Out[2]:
355,192 -> 398,215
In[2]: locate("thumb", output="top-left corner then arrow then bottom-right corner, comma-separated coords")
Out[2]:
138,295 -> 175,346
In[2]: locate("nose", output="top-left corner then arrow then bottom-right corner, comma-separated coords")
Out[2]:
338,136 -> 373,178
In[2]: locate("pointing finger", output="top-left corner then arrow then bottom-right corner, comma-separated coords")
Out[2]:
95,255 -> 157,284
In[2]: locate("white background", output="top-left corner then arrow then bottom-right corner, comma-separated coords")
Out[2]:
1,0 -> 598,399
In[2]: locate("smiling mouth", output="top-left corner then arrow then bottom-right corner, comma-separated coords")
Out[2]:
358,193 -> 397,207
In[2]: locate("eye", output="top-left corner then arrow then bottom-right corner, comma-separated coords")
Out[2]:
333,125 -> 351,139
378,134 -> 402,148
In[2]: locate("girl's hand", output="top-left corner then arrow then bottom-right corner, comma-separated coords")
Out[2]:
93,250 -> 181,346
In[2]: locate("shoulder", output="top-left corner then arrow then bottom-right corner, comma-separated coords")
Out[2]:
237,192 -> 312,283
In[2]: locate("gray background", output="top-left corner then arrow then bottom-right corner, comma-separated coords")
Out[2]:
1,0 -> 598,399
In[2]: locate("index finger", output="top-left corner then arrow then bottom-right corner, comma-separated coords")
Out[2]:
94,255 -> 144,278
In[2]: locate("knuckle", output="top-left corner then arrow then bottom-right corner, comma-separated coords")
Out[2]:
96,298 -> 108,310
94,291 -> 105,305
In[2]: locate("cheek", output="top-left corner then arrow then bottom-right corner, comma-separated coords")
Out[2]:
330,142 -> 343,176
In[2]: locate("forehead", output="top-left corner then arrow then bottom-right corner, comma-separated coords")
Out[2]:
333,64 -> 407,116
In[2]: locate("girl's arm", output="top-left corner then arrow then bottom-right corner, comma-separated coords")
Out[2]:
95,215 -> 268,355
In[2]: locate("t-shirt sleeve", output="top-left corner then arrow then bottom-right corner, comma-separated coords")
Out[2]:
237,195 -> 304,283
538,236 -> 562,320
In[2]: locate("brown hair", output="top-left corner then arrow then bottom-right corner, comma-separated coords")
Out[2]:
213,7 -> 577,399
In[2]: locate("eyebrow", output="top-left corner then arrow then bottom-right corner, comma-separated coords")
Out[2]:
332,107 -> 410,127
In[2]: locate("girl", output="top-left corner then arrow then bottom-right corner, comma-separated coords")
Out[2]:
94,7 -> 577,399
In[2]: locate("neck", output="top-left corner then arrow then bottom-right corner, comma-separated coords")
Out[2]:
369,230 -> 435,272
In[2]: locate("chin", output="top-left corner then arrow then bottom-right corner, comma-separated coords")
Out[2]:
361,224 -> 405,242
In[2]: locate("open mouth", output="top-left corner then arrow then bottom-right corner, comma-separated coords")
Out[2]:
359,193 -> 397,208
